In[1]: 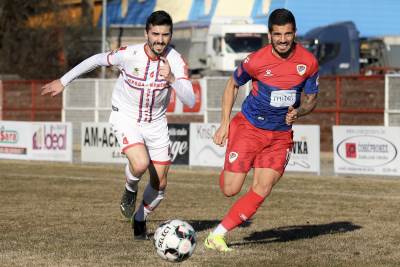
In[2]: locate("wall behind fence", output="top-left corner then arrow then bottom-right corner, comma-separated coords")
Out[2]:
0,80 -> 62,121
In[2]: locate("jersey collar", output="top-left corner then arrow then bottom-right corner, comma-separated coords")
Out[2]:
144,43 -> 171,61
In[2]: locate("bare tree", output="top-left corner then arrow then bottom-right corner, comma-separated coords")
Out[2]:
0,0 -> 101,80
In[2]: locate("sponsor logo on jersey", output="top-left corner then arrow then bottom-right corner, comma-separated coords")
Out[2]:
270,90 -> 296,107
264,69 -> 273,77
296,64 -> 307,76
229,152 -> 238,163
244,56 -> 250,64
132,67 -> 139,76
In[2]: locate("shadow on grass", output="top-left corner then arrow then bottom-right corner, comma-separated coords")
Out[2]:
188,219 -> 253,232
148,219 -> 223,236
231,221 -> 362,246
149,219 -> 253,234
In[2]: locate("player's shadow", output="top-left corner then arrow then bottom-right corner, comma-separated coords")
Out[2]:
187,220 -> 221,232
149,219 -> 230,236
186,219 -> 253,232
231,221 -> 361,246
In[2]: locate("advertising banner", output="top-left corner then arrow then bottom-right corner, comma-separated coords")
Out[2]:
0,121 -> 30,159
189,123 -> 226,167
333,126 -> 400,176
81,123 -> 190,165
0,121 -> 72,162
81,122 -> 126,164
30,123 -> 73,162
168,124 -> 190,165
189,123 -> 320,172
286,125 -> 320,174
167,80 -> 203,114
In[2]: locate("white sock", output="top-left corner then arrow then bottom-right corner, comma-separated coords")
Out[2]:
212,224 -> 228,236
125,163 -> 140,192
135,183 -> 165,222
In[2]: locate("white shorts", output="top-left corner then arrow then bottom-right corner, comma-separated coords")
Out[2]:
109,111 -> 171,164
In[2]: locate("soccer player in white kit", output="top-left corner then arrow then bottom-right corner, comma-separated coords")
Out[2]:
41,11 -> 195,240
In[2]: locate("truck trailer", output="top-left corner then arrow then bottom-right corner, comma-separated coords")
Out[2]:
171,18 -> 268,76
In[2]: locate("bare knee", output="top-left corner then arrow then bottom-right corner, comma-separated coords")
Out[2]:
220,171 -> 247,197
222,187 -> 240,197
252,168 -> 282,198
129,160 -> 149,176
252,183 -> 273,198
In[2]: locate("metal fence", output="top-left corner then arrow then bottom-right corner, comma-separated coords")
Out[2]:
385,74 -> 400,126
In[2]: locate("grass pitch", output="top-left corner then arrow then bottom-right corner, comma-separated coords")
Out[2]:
0,160 -> 399,266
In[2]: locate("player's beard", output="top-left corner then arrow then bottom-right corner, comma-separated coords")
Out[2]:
272,41 -> 296,59
148,40 -> 168,56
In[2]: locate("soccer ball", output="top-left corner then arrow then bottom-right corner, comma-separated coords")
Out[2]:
153,219 -> 197,262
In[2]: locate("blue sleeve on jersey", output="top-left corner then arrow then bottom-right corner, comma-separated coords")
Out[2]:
233,63 -> 252,86
304,72 -> 319,94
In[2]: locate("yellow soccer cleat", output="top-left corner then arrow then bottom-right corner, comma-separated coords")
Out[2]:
204,233 -> 233,252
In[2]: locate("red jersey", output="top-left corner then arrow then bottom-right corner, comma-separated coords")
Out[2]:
233,43 -> 319,131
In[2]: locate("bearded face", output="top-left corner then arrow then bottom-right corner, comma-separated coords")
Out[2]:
269,23 -> 296,58
145,24 -> 172,56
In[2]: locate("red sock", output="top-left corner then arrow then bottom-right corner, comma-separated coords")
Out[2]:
219,171 -> 224,192
221,188 -> 265,231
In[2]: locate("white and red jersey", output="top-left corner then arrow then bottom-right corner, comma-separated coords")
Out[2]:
60,43 -> 193,161
107,43 -> 189,123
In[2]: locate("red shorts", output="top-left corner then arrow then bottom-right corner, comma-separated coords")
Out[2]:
224,112 -> 293,174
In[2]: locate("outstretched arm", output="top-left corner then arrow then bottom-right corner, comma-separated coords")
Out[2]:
285,93 -> 318,125
41,52 -> 110,96
213,76 -> 239,147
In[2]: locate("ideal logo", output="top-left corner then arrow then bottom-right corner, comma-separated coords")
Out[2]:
0,126 -> 18,144
32,125 -> 67,150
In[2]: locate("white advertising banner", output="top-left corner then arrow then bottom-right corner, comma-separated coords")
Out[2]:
81,122 -> 127,164
333,126 -> 400,176
30,122 -> 73,162
286,125 -> 320,174
189,123 -> 320,171
0,121 -> 72,162
0,121 -> 30,160
189,123 -> 226,167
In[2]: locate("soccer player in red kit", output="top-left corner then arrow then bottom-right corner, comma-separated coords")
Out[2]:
204,8 -> 319,252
